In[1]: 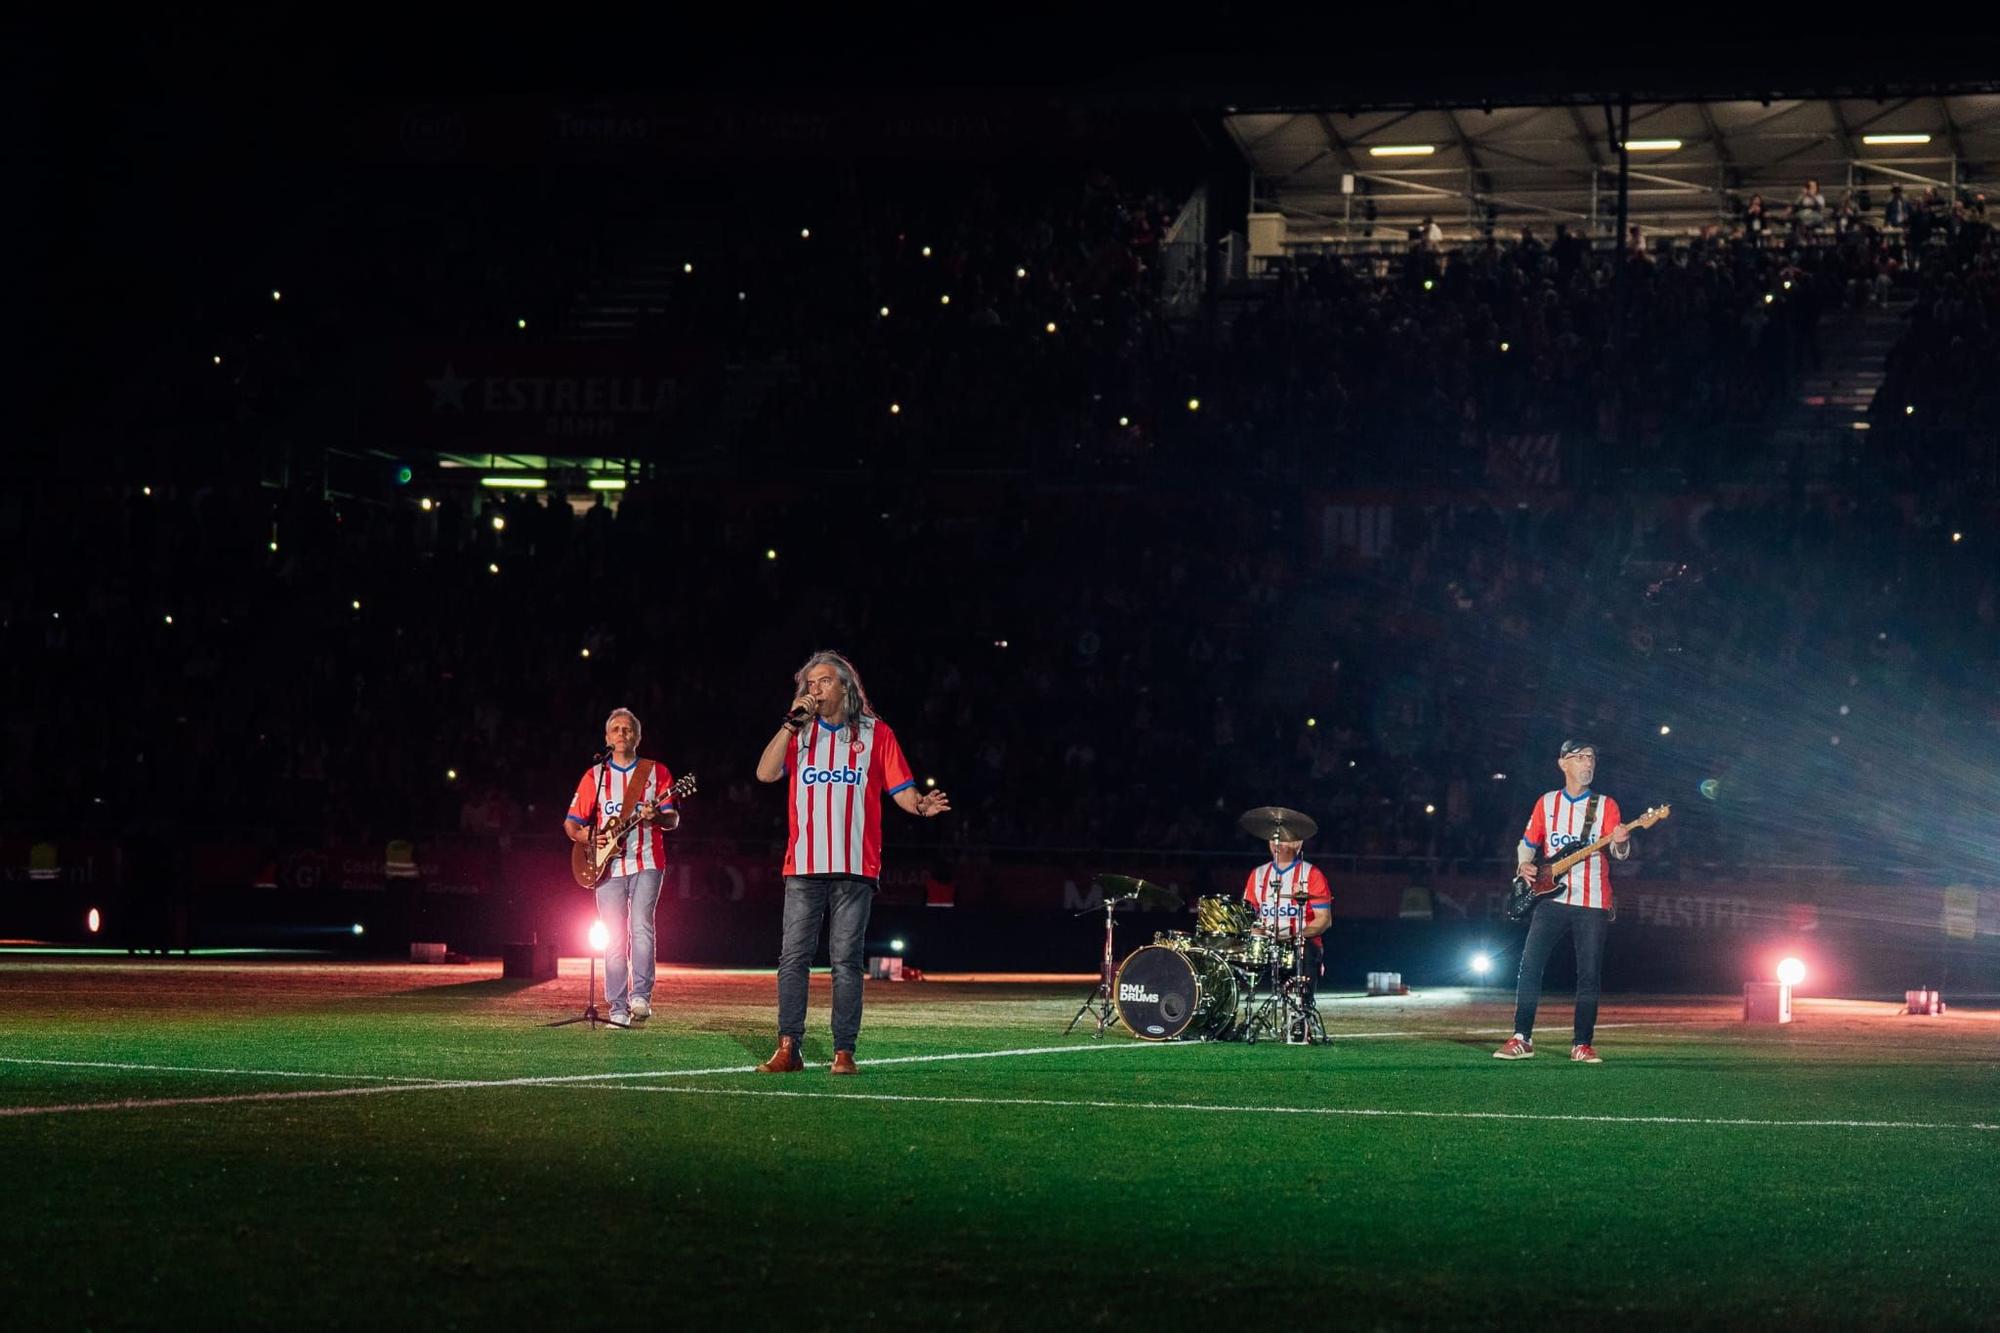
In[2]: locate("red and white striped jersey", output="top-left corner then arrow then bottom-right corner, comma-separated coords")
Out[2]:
566,759 -> 678,878
1243,860 -> 1333,947
1521,789 -> 1622,910
782,716 -> 915,880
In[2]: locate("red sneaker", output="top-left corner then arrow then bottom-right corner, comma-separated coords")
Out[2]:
1570,1044 -> 1603,1063
1493,1035 -> 1535,1060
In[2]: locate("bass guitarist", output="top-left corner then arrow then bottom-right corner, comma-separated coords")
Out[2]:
564,708 -> 681,1026
1494,739 -> 1630,1064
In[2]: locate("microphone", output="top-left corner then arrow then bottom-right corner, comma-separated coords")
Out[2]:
589,749 -> 611,764
784,699 -> 819,728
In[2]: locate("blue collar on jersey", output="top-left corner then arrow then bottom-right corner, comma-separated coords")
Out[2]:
1268,858 -> 1303,876
1559,787 -> 1593,803
609,758 -> 639,772
816,717 -> 842,732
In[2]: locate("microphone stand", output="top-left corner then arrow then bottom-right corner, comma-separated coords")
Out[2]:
548,940 -> 629,1030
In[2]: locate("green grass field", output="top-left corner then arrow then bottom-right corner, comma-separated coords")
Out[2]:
3,959 -> 1996,1330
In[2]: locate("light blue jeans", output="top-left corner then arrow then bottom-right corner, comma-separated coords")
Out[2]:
596,869 -> 663,1016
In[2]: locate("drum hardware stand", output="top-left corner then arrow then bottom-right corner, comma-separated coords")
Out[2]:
1240,912 -> 1325,1045
1064,893 -> 1129,1037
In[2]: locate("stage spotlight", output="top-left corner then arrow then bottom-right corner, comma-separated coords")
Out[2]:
491,515 -> 506,531
765,548 -> 778,560
351,923 -> 365,936
446,768 -> 458,781
921,245 -> 933,257
891,938 -> 906,953
272,289 -> 282,301
589,920 -> 609,953
1186,397 -> 1200,412
1469,952 -> 1491,975
1499,341 -> 1510,352
1306,717 -> 1317,727
1118,415 -> 1130,427
683,261 -> 693,273
351,599 -> 361,611
87,908 -> 101,934
488,562 -> 500,574
1424,803 -> 1436,814
1659,724 -> 1672,735
420,497 -> 434,511
1777,957 -> 1806,986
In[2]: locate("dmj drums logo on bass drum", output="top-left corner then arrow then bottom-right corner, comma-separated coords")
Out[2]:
1118,983 -> 1161,1003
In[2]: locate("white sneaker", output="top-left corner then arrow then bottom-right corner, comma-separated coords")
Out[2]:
629,997 -> 651,1021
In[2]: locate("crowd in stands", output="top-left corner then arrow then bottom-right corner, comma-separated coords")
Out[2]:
7,458 -> 1996,884
16,157 -> 1997,889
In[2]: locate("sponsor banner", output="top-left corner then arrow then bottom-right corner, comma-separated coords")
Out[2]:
389,344 -> 713,448
42,835 -> 2000,943
0,841 -> 110,887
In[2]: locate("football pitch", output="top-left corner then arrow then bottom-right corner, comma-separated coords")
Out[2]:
3,959 -> 1995,1329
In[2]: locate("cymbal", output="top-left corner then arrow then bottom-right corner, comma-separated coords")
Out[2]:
1093,874 -> 1183,909
1238,806 -> 1318,843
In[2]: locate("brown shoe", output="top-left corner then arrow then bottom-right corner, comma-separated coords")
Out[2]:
755,1036 -> 804,1073
829,1050 -> 858,1075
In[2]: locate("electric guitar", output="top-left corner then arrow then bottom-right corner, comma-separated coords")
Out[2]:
570,771 -> 698,890
1504,804 -> 1670,922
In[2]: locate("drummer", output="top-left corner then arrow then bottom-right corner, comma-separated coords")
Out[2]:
1243,828 -> 1333,993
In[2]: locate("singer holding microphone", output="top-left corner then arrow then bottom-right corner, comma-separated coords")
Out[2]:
753,651 -> 949,1074
564,708 -> 680,1026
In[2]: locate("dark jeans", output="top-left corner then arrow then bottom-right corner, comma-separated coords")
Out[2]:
776,874 -> 875,1052
1511,901 -> 1609,1046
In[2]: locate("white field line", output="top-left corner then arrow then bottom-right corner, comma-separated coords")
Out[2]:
597,1083 -> 2000,1134
0,1056 -> 445,1083
0,1039 -> 1189,1117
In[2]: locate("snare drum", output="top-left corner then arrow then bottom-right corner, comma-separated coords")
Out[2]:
1115,943 -> 1246,1041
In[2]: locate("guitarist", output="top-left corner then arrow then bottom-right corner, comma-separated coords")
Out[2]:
1493,739 -> 1630,1065
564,708 -> 681,1026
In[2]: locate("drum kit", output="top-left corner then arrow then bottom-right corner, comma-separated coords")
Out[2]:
1064,807 -> 1327,1045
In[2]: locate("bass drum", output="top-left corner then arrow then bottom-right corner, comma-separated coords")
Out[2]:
1115,944 -> 1244,1041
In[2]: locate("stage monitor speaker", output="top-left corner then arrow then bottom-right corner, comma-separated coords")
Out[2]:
503,941 -> 558,980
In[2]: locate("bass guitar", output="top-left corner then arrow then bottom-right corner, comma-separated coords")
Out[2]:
1504,804 -> 1669,922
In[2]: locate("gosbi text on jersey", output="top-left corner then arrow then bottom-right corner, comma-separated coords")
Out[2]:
1242,859 -> 1333,944
1521,789 -> 1622,909
783,716 -> 914,879
566,759 -> 678,877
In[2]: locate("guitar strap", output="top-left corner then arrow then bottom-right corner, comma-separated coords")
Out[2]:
1580,793 -> 1615,921
597,758 -> 656,870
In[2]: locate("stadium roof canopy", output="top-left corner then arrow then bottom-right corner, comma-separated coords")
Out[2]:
1227,93 -> 2000,237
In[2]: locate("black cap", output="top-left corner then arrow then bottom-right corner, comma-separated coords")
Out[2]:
1558,738 -> 1597,758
